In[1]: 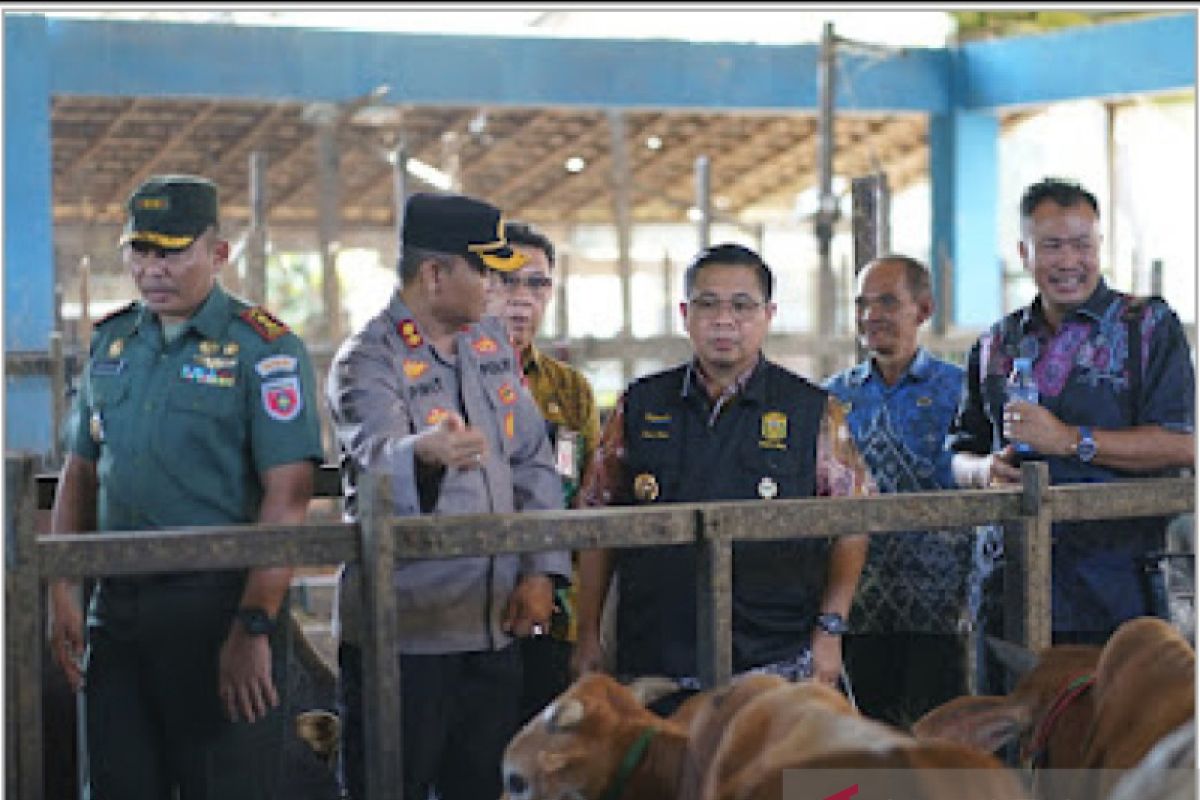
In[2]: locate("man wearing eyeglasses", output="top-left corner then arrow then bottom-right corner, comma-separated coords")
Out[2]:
572,243 -> 876,714
485,221 -> 601,725
48,175 -> 324,799
326,193 -> 570,800
948,177 -> 1194,657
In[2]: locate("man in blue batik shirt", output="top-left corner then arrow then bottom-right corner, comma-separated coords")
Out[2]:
948,177 -> 1194,657
824,254 -> 981,727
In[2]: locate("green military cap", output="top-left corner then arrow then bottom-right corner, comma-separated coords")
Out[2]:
120,174 -> 219,251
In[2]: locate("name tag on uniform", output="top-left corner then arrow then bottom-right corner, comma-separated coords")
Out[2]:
91,360 -> 126,376
555,429 -> 578,479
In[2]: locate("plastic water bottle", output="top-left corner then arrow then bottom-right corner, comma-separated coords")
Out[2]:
1006,356 -> 1038,455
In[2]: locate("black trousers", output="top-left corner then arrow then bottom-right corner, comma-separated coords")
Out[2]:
338,643 -> 522,800
83,581 -> 288,800
517,635 -> 573,726
841,632 -> 968,729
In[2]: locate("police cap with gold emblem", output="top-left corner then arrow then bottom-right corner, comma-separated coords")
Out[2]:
402,192 -> 527,273
120,174 -> 219,252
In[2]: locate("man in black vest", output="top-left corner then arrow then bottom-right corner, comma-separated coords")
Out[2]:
571,243 -> 876,711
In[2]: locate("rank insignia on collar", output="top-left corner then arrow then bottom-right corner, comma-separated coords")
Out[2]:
916,395 -> 932,407
403,359 -> 429,379
633,473 -> 660,503
473,336 -> 498,354
397,319 -> 424,349
498,382 -> 517,406
199,340 -> 219,355
107,339 -> 124,358
761,411 -> 787,441
426,407 -> 450,427
758,476 -> 779,500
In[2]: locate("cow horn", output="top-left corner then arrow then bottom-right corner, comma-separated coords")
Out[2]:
626,676 -> 682,708
986,636 -> 1038,678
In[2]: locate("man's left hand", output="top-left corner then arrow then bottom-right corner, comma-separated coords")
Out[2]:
218,626 -> 279,724
810,630 -> 843,687
1003,400 -> 1075,456
502,574 -> 555,638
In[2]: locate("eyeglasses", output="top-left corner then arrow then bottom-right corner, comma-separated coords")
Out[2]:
687,293 -> 766,320
496,274 -> 553,293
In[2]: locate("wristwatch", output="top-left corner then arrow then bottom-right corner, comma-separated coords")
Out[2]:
235,607 -> 277,636
814,612 -> 850,636
1074,426 -> 1097,463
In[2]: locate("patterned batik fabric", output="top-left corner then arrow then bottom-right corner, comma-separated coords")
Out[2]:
824,350 -> 980,634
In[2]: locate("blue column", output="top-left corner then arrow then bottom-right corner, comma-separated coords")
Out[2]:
929,109 -> 1000,330
5,15 -> 55,454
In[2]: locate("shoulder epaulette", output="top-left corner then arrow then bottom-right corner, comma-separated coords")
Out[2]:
239,306 -> 291,342
94,300 -> 139,328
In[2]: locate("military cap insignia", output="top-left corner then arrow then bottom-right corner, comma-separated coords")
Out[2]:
473,336 -> 499,354
107,339 -> 124,358
498,382 -> 517,406
261,375 -> 302,421
758,476 -> 779,500
403,359 -> 429,379
240,306 -> 290,342
426,407 -> 450,427
397,319 -> 424,349
633,473 -> 660,503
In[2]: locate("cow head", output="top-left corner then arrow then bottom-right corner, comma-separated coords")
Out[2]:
501,672 -> 683,800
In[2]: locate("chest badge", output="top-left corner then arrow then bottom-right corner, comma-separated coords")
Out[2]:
758,476 -> 779,500
426,407 -> 450,427
223,342 -> 240,357
633,473 -> 660,503
498,382 -> 517,406
199,340 -> 219,355
402,359 -> 429,379
504,410 -> 515,439
760,411 -> 788,451
916,395 -> 933,407
89,409 -> 106,444
107,339 -> 124,358
473,336 -> 499,354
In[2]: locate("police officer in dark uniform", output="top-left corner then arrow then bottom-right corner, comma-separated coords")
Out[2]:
573,243 -> 877,713
48,175 -> 324,800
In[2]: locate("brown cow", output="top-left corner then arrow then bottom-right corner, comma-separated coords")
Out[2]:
501,672 -> 1027,800
914,617 -> 1195,799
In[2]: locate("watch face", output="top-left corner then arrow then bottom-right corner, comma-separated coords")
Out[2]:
1077,429 -> 1097,462
237,608 -> 275,636
816,613 -> 848,635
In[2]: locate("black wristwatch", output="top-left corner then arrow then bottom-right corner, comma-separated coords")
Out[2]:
815,612 -> 850,635
235,607 -> 277,636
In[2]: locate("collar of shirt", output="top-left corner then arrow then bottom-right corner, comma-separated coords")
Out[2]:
132,283 -> 231,342
681,355 -> 764,426
846,346 -> 935,388
1021,278 -> 1117,334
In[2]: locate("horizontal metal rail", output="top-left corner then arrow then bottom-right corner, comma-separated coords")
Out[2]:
10,458 -> 1195,800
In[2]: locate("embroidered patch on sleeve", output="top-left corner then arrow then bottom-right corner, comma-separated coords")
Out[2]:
255,354 -> 298,378
261,375 -> 303,421
241,306 -> 291,341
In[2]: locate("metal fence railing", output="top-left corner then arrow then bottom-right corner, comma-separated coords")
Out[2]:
6,454 -> 1194,799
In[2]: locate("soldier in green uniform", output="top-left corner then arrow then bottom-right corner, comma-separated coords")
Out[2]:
48,175 -> 324,800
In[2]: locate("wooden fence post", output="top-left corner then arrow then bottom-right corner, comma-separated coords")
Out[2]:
7,454 -> 44,799
697,511 -> 733,688
1004,462 -> 1053,653
360,471 -> 402,799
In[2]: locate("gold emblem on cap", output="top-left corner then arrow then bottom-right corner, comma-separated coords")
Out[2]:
107,339 -> 124,358
633,473 -> 660,503
758,476 -> 779,500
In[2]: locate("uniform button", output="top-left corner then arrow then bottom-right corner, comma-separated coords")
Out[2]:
145,403 -> 154,411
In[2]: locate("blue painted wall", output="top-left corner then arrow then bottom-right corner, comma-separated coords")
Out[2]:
4,15 -> 55,454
